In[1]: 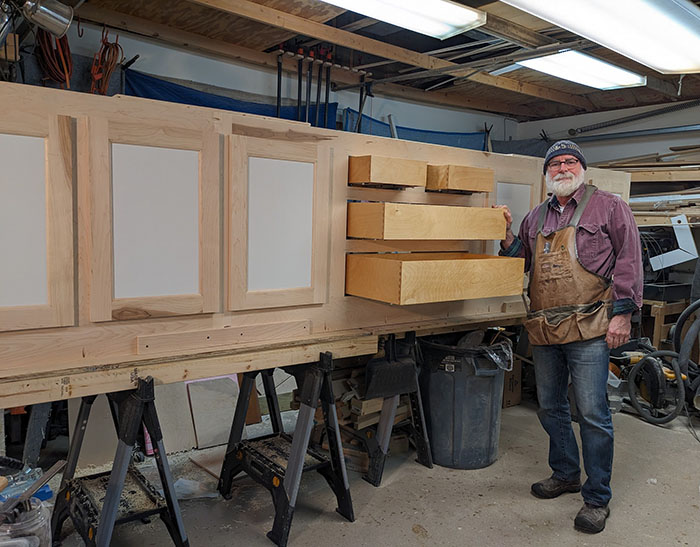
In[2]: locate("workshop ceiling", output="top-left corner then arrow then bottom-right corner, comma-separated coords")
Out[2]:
74,0 -> 700,121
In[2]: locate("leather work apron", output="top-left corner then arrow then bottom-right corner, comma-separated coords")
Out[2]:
523,185 -> 612,346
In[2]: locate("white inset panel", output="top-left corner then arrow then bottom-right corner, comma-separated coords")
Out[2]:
112,143 -> 199,298
247,157 -> 314,290
0,133 -> 48,306
493,181 -> 532,255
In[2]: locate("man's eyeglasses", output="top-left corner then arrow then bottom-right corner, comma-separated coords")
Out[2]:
547,158 -> 580,170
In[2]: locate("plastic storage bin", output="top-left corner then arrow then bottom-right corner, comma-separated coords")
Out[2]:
0,498 -> 51,547
418,333 -> 512,469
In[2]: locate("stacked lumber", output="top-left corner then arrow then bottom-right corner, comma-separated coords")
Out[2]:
595,144 -> 700,184
629,185 -> 700,225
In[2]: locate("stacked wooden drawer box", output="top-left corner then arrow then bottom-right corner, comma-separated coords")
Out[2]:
346,155 -> 524,305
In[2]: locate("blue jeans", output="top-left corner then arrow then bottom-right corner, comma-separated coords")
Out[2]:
532,337 -> 613,507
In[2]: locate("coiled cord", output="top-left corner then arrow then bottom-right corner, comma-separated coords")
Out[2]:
90,26 -> 123,95
35,28 -> 71,88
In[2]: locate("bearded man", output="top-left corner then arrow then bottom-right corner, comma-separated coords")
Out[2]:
495,140 -> 642,534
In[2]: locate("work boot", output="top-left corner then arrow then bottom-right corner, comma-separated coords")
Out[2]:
574,503 -> 610,533
530,476 -> 581,499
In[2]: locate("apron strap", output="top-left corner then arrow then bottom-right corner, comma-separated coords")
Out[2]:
568,184 -> 597,227
536,200 -> 549,233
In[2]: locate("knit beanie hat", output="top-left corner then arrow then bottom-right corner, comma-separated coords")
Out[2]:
543,140 -> 587,174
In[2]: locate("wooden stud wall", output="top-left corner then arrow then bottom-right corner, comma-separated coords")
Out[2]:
0,82 -> 557,404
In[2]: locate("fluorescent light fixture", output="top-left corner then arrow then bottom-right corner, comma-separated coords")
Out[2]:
501,0 -> 700,74
517,50 -> 647,90
319,0 -> 486,40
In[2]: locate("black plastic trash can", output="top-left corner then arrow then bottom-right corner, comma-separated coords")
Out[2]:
418,333 -> 512,469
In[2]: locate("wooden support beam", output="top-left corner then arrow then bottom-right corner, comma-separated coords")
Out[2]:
645,75 -> 680,99
188,0 -> 453,71
481,13 -> 557,48
188,0 -> 592,110
78,4 -> 359,86
78,4 -> 535,118
461,71 -> 596,110
373,81 -> 536,118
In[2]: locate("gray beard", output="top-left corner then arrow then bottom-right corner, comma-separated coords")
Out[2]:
546,169 -> 586,197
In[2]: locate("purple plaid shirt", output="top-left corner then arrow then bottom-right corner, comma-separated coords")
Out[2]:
501,184 -> 643,315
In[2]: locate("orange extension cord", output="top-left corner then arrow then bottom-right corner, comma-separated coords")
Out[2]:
90,27 -> 123,95
36,28 -> 72,89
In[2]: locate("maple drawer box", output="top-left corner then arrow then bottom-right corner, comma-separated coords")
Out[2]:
348,155 -> 427,187
347,202 -> 505,240
346,253 -> 524,305
426,164 -> 495,193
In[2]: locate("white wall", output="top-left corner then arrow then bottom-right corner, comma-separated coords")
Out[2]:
517,101 -> 700,164
68,23 -> 516,140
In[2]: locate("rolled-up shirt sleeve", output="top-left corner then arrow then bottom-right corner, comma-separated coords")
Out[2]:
607,199 -> 643,313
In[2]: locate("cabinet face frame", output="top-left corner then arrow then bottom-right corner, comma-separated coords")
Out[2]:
84,117 -> 220,322
228,136 -> 328,311
0,112 -> 74,332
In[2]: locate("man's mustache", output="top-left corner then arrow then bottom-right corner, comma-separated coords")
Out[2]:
553,173 -> 575,181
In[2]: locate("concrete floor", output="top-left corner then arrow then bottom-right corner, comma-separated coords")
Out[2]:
57,404 -> 700,546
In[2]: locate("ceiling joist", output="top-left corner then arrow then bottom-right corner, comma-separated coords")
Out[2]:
187,0 -> 594,110
76,4 -> 534,118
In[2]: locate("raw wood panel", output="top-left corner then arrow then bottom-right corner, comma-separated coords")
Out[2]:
348,155 -> 427,188
0,112 -> 74,332
426,164 -> 495,193
86,116 -> 220,322
0,333 -> 378,408
346,253 -> 525,305
228,136 -> 329,311
629,169 -> 700,182
346,202 -> 506,240
0,83 -> 546,403
0,34 -> 18,61
137,320 -> 312,354
586,167 -> 631,203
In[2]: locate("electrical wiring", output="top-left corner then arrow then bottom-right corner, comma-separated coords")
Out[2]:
35,27 -> 71,88
90,26 -> 123,95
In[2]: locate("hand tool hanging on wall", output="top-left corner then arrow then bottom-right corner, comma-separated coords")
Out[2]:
296,48 -> 303,121
276,50 -> 283,118
324,52 -> 332,129
305,51 -> 314,123
355,78 -> 373,133
314,57 -> 323,127
354,75 -> 365,133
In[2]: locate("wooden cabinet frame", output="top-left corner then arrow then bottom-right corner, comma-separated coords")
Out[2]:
0,112 -> 74,332
83,117 -> 220,321
228,136 -> 329,310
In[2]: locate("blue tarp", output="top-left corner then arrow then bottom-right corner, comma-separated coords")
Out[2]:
342,108 -> 487,150
124,69 -> 338,128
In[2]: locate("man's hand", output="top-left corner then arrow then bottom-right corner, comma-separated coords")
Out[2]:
606,313 -> 631,349
492,205 -> 515,248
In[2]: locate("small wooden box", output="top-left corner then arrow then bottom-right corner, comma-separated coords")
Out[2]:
0,34 -> 19,62
426,164 -> 495,193
348,155 -> 427,187
347,202 -> 505,240
346,252 -> 524,305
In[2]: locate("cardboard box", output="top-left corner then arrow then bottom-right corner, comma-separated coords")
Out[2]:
502,358 -> 522,408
